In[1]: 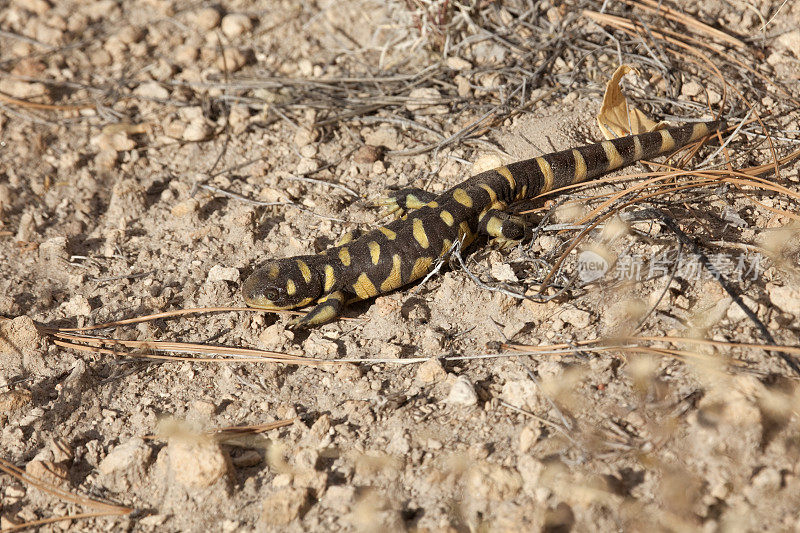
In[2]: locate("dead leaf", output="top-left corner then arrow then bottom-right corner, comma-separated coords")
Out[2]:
597,65 -> 667,139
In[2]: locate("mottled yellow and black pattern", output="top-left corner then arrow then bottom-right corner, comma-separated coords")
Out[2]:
242,120 -> 725,326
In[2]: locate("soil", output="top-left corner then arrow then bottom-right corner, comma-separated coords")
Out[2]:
1,1 -> 800,532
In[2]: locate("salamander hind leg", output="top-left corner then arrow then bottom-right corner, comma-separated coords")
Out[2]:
478,209 -> 532,250
377,188 -> 438,217
289,290 -> 346,328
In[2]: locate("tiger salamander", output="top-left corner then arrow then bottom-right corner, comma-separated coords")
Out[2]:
242,120 -> 725,327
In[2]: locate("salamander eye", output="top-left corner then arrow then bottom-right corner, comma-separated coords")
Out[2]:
265,288 -> 280,301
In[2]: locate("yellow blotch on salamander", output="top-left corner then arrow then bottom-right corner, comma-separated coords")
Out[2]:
296,260 -> 312,283
601,140 -> 624,170
379,227 -> 397,240
410,256 -> 433,280
412,218 -> 429,248
453,188 -> 473,208
339,247 -> 351,267
324,264 -> 335,292
353,273 -> 378,299
368,241 -> 381,265
380,254 -> 403,292
440,210 -> 454,226
535,157 -> 554,193
659,129 -> 676,152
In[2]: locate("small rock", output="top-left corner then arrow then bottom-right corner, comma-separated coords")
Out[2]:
406,87 -> 447,114
465,462 -> 522,501
681,80 -> 703,97
305,414 -> 331,447
517,455 -> 545,498
321,485 -> 356,512
116,25 -> 144,45
221,14 -> 253,39
387,431 -> 410,455
0,183 -> 13,210
371,160 -> 386,175
171,198 -> 199,217
363,127 -> 400,150
99,438 -> 152,475
406,87 -> 440,111
220,520 -> 241,533
295,58 -> 313,76
420,327 -> 442,353
107,178 -> 146,221
139,515 -> 168,527
297,145 -> 317,160
182,120 -> 212,142
63,295 -> 91,316
261,487 -> 311,526
26,460 -> 69,486
0,316 -> 44,375
174,44 -> 199,65
5,485 -> 25,499
89,48 -> 114,67
503,319 -> 526,340
91,131 -> 136,152
775,30 -> 800,59
50,437 -> 73,464
726,295 -> 758,322
0,296 -> 17,315
0,79 -> 48,100
472,153 -> 503,175
15,0 -> 51,15
191,400 -> 216,417
446,56 -> 472,70
95,149 -> 118,170
751,467 -> 781,491
217,47 -> 249,72
501,380 -> 541,412
272,472 -> 292,487
168,436 -> 230,488
559,306 -> 591,328
194,7 -> 221,30
491,263 -> 517,282
353,145 -> 384,164
35,23 -> 63,46
518,424 -> 541,453
293,126 -> 318,147
454,75 -> 471,98
766,284 -> 800,315
259,323 -> 286,346
134,81 -> 169,100
293,470 -> 327,496
417,358 -> 446,383
15,212 -> 35,242
38,236 -> 68,263
446,376 -> 478,406
296,158 -> 319,174
207,265 -> 240,283
294,448 -> 318,471
0,389 -> 32,412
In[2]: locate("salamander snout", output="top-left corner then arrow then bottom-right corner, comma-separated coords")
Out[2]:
242,258 -> 321,310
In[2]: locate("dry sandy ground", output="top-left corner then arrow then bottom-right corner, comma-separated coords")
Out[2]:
1,0 -> 800,531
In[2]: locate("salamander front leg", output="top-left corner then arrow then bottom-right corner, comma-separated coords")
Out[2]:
289,291 -> 346,328
478,209 -> 532,250
377,188 -> 438,217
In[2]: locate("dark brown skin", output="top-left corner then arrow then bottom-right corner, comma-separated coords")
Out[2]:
243,120 -> 726,326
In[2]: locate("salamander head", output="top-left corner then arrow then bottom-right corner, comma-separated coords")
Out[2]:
242,257 -> 322,310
